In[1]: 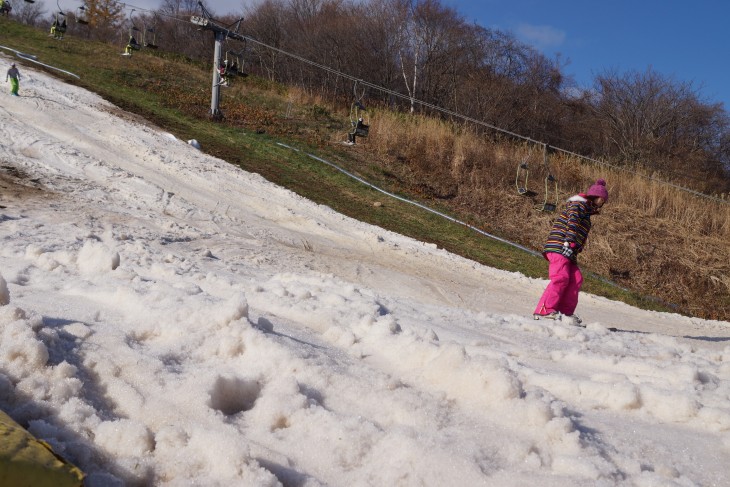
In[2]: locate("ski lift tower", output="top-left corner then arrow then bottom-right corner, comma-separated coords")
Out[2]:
191,2 -> 245,120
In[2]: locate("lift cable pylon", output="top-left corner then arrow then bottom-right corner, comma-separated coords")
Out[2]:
190,2 -> 246,120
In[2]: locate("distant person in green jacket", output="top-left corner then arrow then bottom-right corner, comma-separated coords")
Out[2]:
6,63 -> 20,96
0,0 -> 12,16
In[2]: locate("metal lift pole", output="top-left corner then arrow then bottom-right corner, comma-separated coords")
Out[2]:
211,30 -> 224,119
191,5 -> 245,121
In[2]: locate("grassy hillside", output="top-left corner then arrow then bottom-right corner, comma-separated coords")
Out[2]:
2,20 -> 728,320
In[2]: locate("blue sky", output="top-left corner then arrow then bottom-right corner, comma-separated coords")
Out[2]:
445,0 -> 729,109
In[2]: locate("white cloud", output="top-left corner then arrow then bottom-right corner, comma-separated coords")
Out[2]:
515,22 -> 566,50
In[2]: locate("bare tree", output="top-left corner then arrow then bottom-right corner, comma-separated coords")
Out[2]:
242,0 -> 286,80
393,0 -> 469,113
353,0 -> 407,102
156,0 -> 211,60
590,67 -> 730,189
394,0 -> 417,111
10,0 -> 46,26
593,68 -> 687,163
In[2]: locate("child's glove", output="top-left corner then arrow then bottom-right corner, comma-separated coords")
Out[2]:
561,241 -> 574,258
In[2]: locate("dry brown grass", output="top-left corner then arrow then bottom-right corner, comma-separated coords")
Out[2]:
357,108 -> 730,320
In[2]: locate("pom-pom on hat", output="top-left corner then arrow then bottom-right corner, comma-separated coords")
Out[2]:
586,178 -> 608,201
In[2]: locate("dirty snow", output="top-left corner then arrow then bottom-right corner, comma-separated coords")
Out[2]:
1,56 -> 729,487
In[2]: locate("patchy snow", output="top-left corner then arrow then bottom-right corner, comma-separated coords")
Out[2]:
1,56 -> 729,487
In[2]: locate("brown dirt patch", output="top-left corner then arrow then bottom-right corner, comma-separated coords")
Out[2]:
0,163 -> 52,206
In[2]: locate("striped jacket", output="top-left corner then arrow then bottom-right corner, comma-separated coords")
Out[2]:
543,195 -> 597,261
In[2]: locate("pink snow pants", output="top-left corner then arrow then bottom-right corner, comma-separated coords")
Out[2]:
534,252 -> 583,316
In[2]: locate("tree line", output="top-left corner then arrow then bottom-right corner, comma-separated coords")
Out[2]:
14,0 -> 730,193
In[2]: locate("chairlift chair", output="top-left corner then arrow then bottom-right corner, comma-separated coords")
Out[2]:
74,5 -> 89,25
539,174 -> 559,212
515,159 -> 529,195
347,100 -> 369,144
49,0 -> 67,36
50,12 -> 67,39
353,102 -> 369,136
225,50 -> 246,77
528,143 -> 558,211
123,35 -> 141,56
122,9 -> 142,55
123,33 -> 141,55
143,24 -> 158,49
75,5 -> 88,24
515,149 -> 539,197
226,19 -> 247,77
224,51 -> 238,76
347,83 -> 370,145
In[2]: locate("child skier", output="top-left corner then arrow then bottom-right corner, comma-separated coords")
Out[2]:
533,178 -> 609,325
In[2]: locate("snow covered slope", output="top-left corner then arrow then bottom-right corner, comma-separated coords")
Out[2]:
1,56 -> 729,486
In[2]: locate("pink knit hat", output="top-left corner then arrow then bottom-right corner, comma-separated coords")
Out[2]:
586,178 -> 608,201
